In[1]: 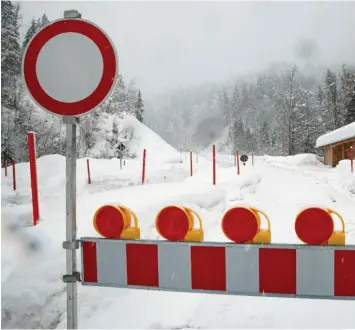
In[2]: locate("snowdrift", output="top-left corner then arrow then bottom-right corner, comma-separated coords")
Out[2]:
261,153 -> 355,197
335,160 -> 355,195
262,153 -> 326,167
90,113 -> 182,163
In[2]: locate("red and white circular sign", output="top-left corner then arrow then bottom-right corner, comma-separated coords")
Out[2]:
23,18 -> 118,117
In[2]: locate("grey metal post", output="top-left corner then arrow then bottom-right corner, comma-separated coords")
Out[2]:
120,155 -> 123,170
62,11 -> 81,329
63,116 -> 79,329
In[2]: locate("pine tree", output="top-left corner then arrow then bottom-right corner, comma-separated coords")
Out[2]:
260,121 -> 270,150
22,18 -> 39,50
340,66 -> 355,124
110,120 -> 119,150
345,90 -> 355,124
41,14 -> 50,27
126,79 -> 139,115
324,68 -> 341,129
233,117 -> 245,152
1,136 -> 15,165
222,89 -> 230,127
281,65 -> 301,155
303,134 -> 313,153
135,90 -> 144,122
103,74 -> 127,115
1,1 -> 21,109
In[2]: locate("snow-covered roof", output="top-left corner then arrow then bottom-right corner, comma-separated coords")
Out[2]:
316,122 -> 355,148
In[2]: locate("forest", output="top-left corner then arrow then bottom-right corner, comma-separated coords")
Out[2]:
145,63 -> 355,156
2,0 -> 355,164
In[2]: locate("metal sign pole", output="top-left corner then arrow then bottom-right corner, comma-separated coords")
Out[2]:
22,8 -> 117,329
63,116 -> 79,329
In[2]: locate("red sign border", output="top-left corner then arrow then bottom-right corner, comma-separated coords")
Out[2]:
23,18 -> 118,117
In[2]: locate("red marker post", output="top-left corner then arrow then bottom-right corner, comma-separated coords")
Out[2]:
212,145 -> 216,185
236,151 -> 240,175
28,132 -> 40,225
142,149 -> 146,184
87,159 -> 91,184
190,151 -> 193,176
12,159 -> 16,191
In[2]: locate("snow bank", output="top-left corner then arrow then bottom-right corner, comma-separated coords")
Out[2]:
316,122 -> 355,148
262,153 -> 355,198
335,160 -> 355,195
90,113 -> 182,163
1,152 -> 192,208
263,153 -> 326,168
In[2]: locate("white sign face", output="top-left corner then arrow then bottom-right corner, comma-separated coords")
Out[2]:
36,32 -> 104,103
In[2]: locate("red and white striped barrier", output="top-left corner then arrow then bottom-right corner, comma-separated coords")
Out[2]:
81,238 -> 355,300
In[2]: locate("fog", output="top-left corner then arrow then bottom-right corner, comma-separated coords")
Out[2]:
19,1 -> 355,98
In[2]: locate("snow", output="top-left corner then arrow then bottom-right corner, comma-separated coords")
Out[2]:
203,127 -> 231,154
90,113 -> 182,163
2,149 -> 355,328
315,122 -> 355,148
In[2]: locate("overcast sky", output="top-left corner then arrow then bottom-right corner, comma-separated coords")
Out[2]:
19,1 -> 355,98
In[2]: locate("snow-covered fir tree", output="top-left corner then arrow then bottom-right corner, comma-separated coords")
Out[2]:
135,90 -> 144,123
145,62 -> 354,156
1,0 -> 21,109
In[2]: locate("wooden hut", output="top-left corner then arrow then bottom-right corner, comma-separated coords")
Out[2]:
315,122 -> 355,167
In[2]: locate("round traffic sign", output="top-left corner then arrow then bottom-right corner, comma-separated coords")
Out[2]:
240,155 -> 248,163
221,207 -> 259,243
23,18 -> 117,117
295,207 -> 334,245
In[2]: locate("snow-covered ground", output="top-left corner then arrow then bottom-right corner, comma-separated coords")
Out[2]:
2,148 -> 355,328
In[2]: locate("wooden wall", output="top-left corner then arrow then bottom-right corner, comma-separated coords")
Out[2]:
322,138 -> 355,167
324,145 -> 333,166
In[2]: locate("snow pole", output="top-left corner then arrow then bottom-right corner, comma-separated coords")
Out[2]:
236,151 -> 240,175
252,153 -> 254,166
87,159 -> 91,184
142,149 -> 146,184
190,151 -> 193,176
349,146 -> 353,173
213,145 -> 216,185
4,161 -> 7,177
28,132 -> 40,225
12,159 -> 16,191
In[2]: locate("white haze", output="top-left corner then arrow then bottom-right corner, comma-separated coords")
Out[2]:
19,1 -> 355,98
